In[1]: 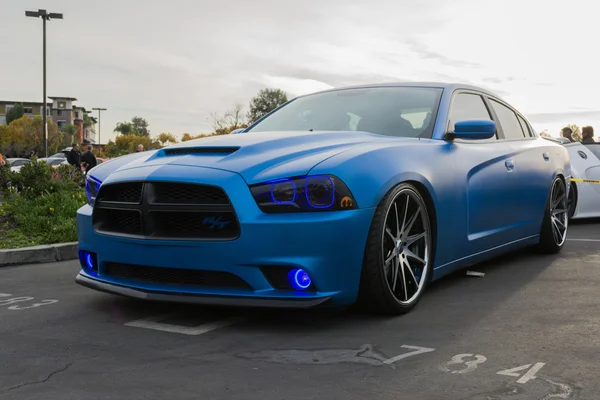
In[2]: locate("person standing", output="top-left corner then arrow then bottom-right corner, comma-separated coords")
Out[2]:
561,127 -> 576,142
81,145 -> 97,173
581,126 -> 596,143
67,143 -> 82,169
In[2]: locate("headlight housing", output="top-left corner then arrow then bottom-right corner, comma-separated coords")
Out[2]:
250,174 -> 357,213
85,175 -> 102,206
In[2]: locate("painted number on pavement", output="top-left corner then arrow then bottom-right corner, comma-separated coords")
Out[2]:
0,292 -> 59,311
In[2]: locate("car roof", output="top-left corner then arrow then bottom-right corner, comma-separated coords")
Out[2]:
298,81 -> 502,99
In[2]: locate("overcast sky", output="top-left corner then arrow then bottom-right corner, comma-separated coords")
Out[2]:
2,0 -> 599,143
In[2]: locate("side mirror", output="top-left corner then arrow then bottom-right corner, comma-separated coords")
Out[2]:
451,119 -> 496,140
230,128 -> 245,134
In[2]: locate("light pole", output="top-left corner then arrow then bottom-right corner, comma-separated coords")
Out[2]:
92,108 -> 107,146
26,9 -> 63,158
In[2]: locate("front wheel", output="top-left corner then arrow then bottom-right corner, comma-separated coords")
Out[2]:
356,183 -> 433,315
537,176 -> 569,253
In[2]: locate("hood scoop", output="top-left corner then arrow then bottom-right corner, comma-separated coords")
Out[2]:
162,146 -> 240,156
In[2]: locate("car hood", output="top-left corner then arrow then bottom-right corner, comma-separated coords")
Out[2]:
91,130 -> 407,184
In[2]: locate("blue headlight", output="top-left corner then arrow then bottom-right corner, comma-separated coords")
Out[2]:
250,174 -> 357,213
85,175 -> 102,206
79,250 -> 98,274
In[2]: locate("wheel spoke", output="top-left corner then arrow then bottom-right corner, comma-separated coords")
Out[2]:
384,252 -> 395,266
391,257 -> 399,292
403,207 -> 421,238
403,258 -> 419,286
385,228 -> 395,242
394,203 -> 400,237
399,257 -> 408,300
406,232 -> 426,246
400,194 -> 409,235
404,248 -> 425,265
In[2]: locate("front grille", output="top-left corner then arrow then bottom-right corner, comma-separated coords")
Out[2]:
92,181 -> 239,240
149,182 -> 229,205
104,262 -> 251,290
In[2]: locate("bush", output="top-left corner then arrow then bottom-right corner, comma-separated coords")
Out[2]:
0,158 -> 87,248
0,188 -> 87,248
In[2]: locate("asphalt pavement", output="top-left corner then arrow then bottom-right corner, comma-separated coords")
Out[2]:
1,220 -> 599,400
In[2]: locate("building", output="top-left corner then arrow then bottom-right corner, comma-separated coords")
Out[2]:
0,96 -> 97,144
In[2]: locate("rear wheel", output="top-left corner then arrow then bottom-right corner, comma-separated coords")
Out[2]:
537,176 -> 568,253
356,183 -> 433,315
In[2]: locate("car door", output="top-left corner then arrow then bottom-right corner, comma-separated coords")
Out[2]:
446,91 -> 521,256
486,97 -> 551,238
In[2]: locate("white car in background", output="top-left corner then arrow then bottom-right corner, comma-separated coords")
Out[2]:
564,141 -> 600,219
6,158 -> 31,173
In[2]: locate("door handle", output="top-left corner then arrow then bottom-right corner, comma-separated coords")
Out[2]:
505,160 -> 515,171
543,152 -> 550,161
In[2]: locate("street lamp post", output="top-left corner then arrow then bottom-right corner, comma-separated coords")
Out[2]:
26,9 -> 63,158
92,108 -> 107,146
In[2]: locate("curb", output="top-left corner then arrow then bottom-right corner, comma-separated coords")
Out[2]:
0,242 -> 79,267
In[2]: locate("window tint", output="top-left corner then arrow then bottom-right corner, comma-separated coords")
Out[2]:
448,93 -> 495,141
247,87 -> 443,139
517,114 -> 531,137
489,100 -> 526,140
448,93 -> 492,128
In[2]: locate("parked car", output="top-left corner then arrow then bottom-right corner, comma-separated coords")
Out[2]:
75,82 -> 571,315
6,158 -> 32,172
564,141 -> 600,219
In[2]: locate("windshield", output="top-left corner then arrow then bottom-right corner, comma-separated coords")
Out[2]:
584,144 -> 600,161
246,86 -> 443,138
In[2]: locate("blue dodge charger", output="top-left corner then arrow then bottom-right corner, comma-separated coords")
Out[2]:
76,82 -> 570,315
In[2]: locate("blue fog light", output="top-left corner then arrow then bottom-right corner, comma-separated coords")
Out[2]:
288,268 -> 312,290
79,250 -> 98,274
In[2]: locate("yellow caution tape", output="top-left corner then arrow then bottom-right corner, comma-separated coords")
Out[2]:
571,178 -> 600,184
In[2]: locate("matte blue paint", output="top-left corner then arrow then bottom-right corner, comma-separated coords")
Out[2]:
76,82 -> 571,309
454,119 -> 496,139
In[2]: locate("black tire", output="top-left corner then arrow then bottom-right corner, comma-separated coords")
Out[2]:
567,182 -> 577,219
537,176 -> 569,254
355,182 -> 434,315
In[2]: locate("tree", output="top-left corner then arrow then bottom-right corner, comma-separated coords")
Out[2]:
61,124 -> 79,147
247,88 -> 288,124
157,132 -> 178,146
210,103 -> 249,135
131,116 -> 150,136
6,103 -> 25,125
181,133 -> 210,142
103,134 -> 162,158
0,115 -> 62,157
114,121 -> 135,135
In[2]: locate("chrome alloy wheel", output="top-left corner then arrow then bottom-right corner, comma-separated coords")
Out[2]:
381,188 -> 431,305
550,178 -> 568,246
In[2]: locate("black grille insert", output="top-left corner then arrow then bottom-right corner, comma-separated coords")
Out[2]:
104,262 -> 251,290
92,181 -> 239,240
150,182 -> 229,205
97,182 -> 143,203
164,147 -> 239,156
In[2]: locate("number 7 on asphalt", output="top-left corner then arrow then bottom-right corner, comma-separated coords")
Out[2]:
384,345 -> 435,364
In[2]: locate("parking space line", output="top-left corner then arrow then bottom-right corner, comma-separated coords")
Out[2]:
566,238 -> 600,242
124,313 -> 253,335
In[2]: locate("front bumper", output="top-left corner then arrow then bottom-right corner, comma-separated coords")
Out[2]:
76,165 -> 376,307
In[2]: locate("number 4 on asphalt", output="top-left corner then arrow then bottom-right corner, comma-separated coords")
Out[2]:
497,363 -> 545,384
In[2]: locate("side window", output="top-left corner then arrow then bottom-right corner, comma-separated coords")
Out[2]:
448,93 -> 496,141
449,93 -> 492,128
489,100 -> 526,140
517,114 -> 532,137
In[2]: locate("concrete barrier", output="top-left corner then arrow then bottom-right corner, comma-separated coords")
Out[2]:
0,242 -> 79,267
